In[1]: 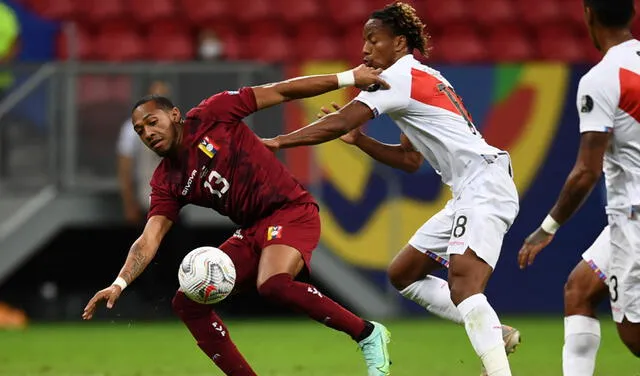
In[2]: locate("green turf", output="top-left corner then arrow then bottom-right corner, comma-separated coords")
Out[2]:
0,317 -> 637,376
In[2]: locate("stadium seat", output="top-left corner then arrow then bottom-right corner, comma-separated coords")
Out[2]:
77,0 -> 125,23
515,0 -> 562,26
535,24 -> 585,62
245,21 -> 293,63
559,0 -> 587,28
276,0 -> 322,26
128,0 -> 176,24
146,21 -> 195,61
326,0 -> 370,26
343,22 -> 366,66
178,0 -> 231,26
434,24 -> 487,63
25,0 -> 76,20
294,22 -> 341,62
470,0 -> 516,27
95,22 -> 145,61
55,25 -> 96,60
199,23 -> 243,60
233,0 -> 276,25
422,0 -> 469,32
487,25 -> 534,62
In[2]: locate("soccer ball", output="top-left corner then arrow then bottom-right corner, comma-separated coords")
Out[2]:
178,246 -> 236,304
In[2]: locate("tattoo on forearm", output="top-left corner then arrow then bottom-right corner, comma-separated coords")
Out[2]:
120,242 -> 149,284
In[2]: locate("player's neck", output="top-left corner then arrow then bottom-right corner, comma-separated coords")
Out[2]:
597,28 -> 634,54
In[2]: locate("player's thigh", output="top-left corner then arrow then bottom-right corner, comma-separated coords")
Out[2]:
256,202 -> 320,286
564,261 -> 609,317
218,231 -> 261,293
609,216 -> 640,324
388,244 -> 446,291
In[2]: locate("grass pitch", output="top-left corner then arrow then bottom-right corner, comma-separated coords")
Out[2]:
0,317 -> 637,376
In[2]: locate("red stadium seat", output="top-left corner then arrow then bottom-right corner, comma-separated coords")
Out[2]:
515,0 -> 562,26
326,0 -> 370,26
535,24 -> 585,62
559,0 -> 588,28
294,22 -> 341,62
198,23 -> 243,60
422,0 -> 470,32
232,0 -> 277,25
77,0 -> 125,23
56,25 -> 96,60
276,0 -> 322,26
128,0 -> 176,24
343,22 -> 366,66
487,25 -> 534,62
146,21 -> 195,61
433,24 -> 487,63
470,0 -> 517,27
245,21 -> 293,63
95,22 -> 145,61
25,0 -> 76,20
179,0 -> 232,26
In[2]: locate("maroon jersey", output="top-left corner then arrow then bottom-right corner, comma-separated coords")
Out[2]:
148,88 -> 314,227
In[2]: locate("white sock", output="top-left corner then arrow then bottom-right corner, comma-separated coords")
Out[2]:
400,276 -> 464,324
562,315 -> 600,376
457,294 -> 511,376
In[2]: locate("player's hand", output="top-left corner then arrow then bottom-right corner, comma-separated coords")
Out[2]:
261,137 -> 280,153
316,103 -> 364,145
82,285 -> 123,320
352,64 -> 390,91
518,227 -> 555,269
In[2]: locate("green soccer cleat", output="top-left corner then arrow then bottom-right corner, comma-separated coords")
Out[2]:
358,321 -> 391,376
479,325 -> 521,376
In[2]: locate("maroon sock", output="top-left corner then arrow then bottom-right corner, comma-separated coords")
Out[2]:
172,291 -> 257,376
258,273 -> 366,340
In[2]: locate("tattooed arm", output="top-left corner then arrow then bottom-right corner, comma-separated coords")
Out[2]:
82,216 -> 173,319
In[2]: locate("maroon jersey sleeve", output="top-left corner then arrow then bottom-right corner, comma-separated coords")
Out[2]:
147,165 -> 182,223
198,87 -> 258,123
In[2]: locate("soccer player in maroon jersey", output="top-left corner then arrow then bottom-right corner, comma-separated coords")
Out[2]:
81,66 -> 392,376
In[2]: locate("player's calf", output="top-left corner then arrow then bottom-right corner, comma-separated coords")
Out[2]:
172,291 -> 257,376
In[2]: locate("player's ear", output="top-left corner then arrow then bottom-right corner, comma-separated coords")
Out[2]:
170,107 -> 181,123
584,6 -> 594,26
395,35 -> 407,54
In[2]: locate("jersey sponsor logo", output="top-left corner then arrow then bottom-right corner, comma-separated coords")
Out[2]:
266,225 -> 282,241
580,95 -> 594,113
198,136 -> 219,158
182,169 -> 198,196
232,229 -> 244,239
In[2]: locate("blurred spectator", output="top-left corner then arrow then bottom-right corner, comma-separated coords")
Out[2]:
197,29 -> 223,61
116,80 -> 168,225
0,1 -> 20,94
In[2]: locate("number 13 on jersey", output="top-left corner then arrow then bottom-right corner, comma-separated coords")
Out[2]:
204,170 -> 230,198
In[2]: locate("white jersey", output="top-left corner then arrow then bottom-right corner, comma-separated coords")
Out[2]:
577,39 -> 640,213
355,55 -> 503,191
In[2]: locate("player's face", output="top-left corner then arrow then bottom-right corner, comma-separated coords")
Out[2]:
362,19 -> 403,69
131,101 -> 181,157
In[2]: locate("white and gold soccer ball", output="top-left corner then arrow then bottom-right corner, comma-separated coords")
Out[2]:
178,246 -> 236,304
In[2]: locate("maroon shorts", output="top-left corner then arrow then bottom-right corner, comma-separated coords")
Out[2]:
218,202 -> 320,292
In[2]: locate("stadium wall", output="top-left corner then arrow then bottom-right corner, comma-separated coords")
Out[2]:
285,62 -> 608,315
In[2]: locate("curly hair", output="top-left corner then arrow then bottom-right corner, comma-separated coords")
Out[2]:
370,2 -> 430,56
584,0 -> 634,28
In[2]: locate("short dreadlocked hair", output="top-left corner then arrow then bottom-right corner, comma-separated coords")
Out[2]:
371,2 -> 430,56
584,0 -> 635,28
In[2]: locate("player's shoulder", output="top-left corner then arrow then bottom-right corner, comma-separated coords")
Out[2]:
579,59 -> 618,91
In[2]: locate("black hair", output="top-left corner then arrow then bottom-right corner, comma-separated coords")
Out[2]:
370,2 -> 430,56
131,94 -> 175,113
584,0 -> 635,27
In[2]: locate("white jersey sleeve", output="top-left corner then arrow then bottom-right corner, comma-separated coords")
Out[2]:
576,68 -> 620,133
354,70 -> 410,117
117,119 -> 138,157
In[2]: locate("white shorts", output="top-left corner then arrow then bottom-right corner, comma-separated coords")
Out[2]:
408,154 -> 519,269
608,214 -> 640,323
581,226 -> 611,285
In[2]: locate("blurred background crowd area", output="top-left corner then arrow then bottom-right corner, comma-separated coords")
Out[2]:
4,0 -> 640,64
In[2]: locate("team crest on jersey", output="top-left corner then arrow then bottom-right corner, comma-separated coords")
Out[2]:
580,95 -> 594,113
198,136 -> 219,158
266,226 -> 283,241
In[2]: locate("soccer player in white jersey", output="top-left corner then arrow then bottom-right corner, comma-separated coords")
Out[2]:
264,3 -> 520,375
518,0 -> 640,370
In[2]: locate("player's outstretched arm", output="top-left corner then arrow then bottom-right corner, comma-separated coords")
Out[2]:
318,103 -> 423,173
82,215 -> 173,320
263,100 -> 374,151
251,64 -> 389,110
518,131 -> 610,269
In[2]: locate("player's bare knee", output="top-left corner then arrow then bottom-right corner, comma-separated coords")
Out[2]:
448,277 -> 478,306
387,264 -> 413,291
563,278 -> 589,315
